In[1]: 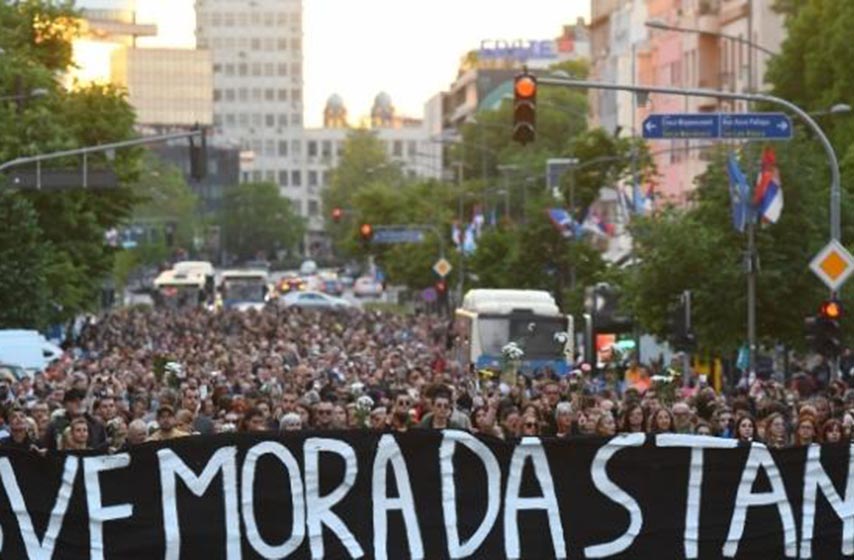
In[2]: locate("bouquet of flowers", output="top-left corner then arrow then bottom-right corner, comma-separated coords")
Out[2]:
650,368 -> 682,405
354,395 -> 374,428
501,342 -> 525,385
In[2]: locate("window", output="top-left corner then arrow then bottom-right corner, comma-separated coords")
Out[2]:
292,199 -> 302,215
321,171 -> 329,186
213,63 -> 222,74
251,139 -> 262,154
265,170 -> 275,182
213,89 -> 222,102
290,38 -> 301,51
290,63 -> 301,77
224,12 -> 234,27
393,141 -> 403,157
251,12 -> 260,25
407,141 -> 417,158
291,140 -> 301,156
252,114 -> 262,127
225,114 -> 235,126
252,170 -> 262,182
264,63 -> 274,77
291,89 -> 302,103
278,170 -> 288,186
265,114 -> 275,127
277,12 -> 287,25
291,170 -> 302,186
238,114 -> 249,127
308,170 -> 318,186
321,141 -> 332,158
251,38 -> 261,51
308,200 -> 319,216
241,171 -> 250,183
263,38 -> 275,52
252,88 -> 262,102
267,139 -> 277,155
278,38 -> 288,51
336,142 -> 344,156
238,63 -> 247,76
225,64 -> 235,76
307,141 -> 318,157
265,89 -> 275,101
224,89 -> 235,102
277,64 -> 288,76
278,141 -> 288,156
211,13 -> 222,27
291,114 -> 301,126
213,114 -> 223,127
278,114 -> 288,127
251,63 -> 261,76
264,12 -> 275,26
237,12 -> 247,26
238,88 -> 247,102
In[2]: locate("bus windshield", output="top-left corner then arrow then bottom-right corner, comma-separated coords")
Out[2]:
478,315 -> 568,359
223,280 -> 266,303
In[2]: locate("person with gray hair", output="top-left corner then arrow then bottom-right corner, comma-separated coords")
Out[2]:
126,419 -> 148,448
555,402 -> 574,438
279,413 -> 302,432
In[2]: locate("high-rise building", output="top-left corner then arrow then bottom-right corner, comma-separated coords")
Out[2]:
195,0 -> 304,185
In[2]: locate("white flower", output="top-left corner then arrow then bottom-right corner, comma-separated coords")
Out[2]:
569,369 -> 583,378
349,381 -> 365,396
356,395 -> 374,412
502,342 -> 525,361
165,361 -> 185,379
651,375 -> 670,384
553,332 -> 569,345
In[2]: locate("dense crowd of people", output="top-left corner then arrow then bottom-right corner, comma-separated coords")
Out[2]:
0,305 -> 850,452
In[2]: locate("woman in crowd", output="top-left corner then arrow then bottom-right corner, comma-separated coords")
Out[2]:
619,403 -> 646,434
822,418 -> 844,444
648,408 -> 674,434
735,415 -> 757,444
794,414 -> 818,446
764,412 -> 789,449
595,413 -> 617,437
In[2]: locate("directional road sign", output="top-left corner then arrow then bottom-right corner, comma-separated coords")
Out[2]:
720,113 -> 792,140
643,112 -> 794,140
371,228 -> 425,244
810,239 -> 854,291
642,113 -> 720,139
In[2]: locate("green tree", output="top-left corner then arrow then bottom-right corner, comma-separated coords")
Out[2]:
0,2 -> 144,325
0,193 -> 50,328
220,182 -> 305,262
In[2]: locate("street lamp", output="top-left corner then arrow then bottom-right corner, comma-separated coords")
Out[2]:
810,103 -> 853,118
644,18 -> 777,57
0,87 -> 49,103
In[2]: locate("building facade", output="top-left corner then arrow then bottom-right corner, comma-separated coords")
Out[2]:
195,0 -> 304,186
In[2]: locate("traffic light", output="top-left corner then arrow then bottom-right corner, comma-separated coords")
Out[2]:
587,283 -> 633,334
189,126 -> 207,181
512,71 -> 537,145
331,207 -> 343,223
435,280 -> 447,294
668,290 -> 696,352
359,223 -> 373,243
805,299 -> 844,357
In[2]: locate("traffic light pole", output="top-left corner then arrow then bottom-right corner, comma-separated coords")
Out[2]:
0,128 -> 206,188
541,76 -> 843,382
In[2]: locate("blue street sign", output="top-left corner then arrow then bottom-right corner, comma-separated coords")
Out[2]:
642,113 -> 720,139
643,112 -> 794,140
720,112 -> 792,140
371,228 -> 425,244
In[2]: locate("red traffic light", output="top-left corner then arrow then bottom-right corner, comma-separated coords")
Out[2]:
820,299 -> 843,320
359,223 -> 373,240
514,75 -> 537,99
435,280 -> 447,293
331,207 -> 343,222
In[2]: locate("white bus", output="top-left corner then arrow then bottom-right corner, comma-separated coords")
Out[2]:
153,269 -> 207,309
453,289 -> 574,377
220,269 -> 270,311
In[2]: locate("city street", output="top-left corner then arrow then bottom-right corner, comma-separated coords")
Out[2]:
2,0 -> 854,558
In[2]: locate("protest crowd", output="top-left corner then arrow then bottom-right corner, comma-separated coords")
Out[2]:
1,305 -> 851,452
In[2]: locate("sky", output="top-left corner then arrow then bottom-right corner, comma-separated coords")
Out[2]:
76,0 -> 589,127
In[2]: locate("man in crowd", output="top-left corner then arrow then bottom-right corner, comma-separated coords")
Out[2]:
147,405 -> 189,441
44,389 -> 107,451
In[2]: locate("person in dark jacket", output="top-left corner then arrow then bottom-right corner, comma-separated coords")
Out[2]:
44,389 -> 107,451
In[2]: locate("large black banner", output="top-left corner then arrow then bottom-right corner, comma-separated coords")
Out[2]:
0,431 -> 852,559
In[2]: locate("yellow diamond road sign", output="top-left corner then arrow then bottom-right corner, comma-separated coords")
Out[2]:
810,240 -> 854,291
433,258 -> 452,278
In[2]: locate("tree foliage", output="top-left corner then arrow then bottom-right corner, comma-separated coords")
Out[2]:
0,194 -> 50,328
0,1 -> 143,325
220,182 -> 305,262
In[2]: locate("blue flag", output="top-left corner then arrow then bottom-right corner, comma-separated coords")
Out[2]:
726,152 -> 751,233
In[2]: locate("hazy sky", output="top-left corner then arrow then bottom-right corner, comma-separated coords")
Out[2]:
85,0 -> 589,127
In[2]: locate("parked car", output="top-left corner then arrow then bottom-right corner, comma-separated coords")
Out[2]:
353,276 -> 383,298
280,291 -> 351,310
0,330 -> 62,373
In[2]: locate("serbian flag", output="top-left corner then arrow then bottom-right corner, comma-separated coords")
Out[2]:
752,147 -> 783,224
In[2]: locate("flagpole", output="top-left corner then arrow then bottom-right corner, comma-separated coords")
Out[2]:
747,219 -> 757,383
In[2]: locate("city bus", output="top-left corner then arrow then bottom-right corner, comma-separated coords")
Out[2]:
453,289 -> 574,377
219,269 -> 271,311
153,269 -> 207,309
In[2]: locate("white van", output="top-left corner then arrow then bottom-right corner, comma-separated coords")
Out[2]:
0,330 -> 64,374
